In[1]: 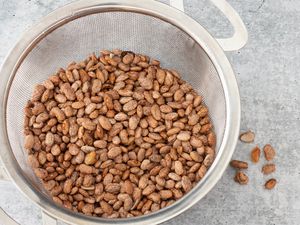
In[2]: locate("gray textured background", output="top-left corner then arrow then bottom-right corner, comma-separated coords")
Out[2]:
0,0 -> 299,225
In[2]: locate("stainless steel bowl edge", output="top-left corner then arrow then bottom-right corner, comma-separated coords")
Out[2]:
0,0 -> 241,224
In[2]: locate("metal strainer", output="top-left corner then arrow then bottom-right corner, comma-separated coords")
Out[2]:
0,0 -> 247,224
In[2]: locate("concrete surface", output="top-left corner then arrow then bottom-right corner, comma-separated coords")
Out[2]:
0,0 -> 299,225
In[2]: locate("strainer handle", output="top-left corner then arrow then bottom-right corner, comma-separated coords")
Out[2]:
169,0 -> 248,51
0,208 -> 58,225
42,211 -> 59,225
0,208 -> 19,225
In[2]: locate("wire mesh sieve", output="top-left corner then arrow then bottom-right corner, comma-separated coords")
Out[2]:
0,0 -> 246,224
6,11 -> 226,194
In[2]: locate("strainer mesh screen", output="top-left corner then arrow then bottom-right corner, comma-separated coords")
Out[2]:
6,12 -> 226,193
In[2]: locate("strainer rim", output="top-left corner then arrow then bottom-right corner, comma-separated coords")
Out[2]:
0,0 -> 240,224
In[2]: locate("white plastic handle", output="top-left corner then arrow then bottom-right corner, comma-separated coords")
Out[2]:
169,0 -> 248,51
42,211 -> 58,225
0,208 -> 19,225
0,208 -> 58,225
169,0 -> 184,11
0,165 -> 10,180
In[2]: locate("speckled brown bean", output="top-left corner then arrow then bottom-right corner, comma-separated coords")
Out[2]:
51,144 -> 61,156
24,134 -> 35,149
262,164 -> 276,175
230,160 -> 248,169
160,190 -> 172,200
142,184 -> 156,196
82,203 -> 94,215
38,152 -> 47,165
108,147 -> 122,159
100,201 -> 113,215
78,164 -> 93,174
98,116 -> 112,130
63,179 -> 73,194
181,176 -> 192,192
69,143 -> 80,156
174,161 -> 184,175
263,144 -> 276,161
265,178 -> 276,190
32,85 -> 45,101
28,155 -> 39,168
234,171 -> 249,185
34,168 -> 48,179
45,132 -> 54,146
